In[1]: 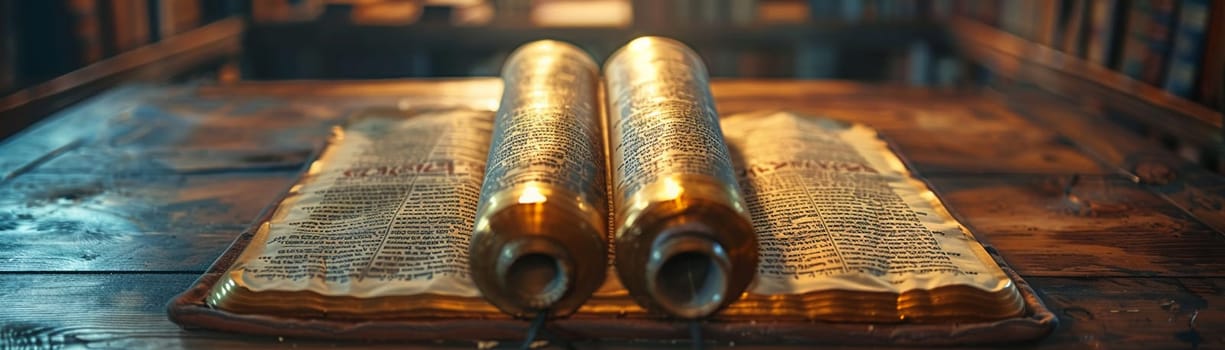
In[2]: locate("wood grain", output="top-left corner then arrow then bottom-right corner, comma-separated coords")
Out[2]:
6,81 -> 502,176
0,18 -> 244,139
1001,87 -> 1225,236
949,17 -> 1222,141
3,79 -> 1225,348
929,175 -> 1225,277
5,80 -> 1105,178
0,87 -> 157,181
0,273 -> 297,349
712,82 -> 1108,175
33,147 -> 311,175
194,78 -> 503,99
885,130 -> 1104,175
2,274 -> 1222,349
0,172 -> 295,271
1028,277 -> 1225,350
0,80 -> 505,273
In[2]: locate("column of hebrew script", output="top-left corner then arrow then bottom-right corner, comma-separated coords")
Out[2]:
722,112 -> 1013,295
604,46 -> 740,203
479,49 -> 605,209
229,109 -> 493,298
602,37 -> 758,319
467,40 -> 610,318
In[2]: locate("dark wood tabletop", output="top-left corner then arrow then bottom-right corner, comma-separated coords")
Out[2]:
1,79 -> 1221,349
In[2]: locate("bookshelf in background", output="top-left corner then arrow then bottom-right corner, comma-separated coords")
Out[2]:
961,0 -> 1225,110
952,0 -> 1225,175
243,0 -> 966,86
1164,0 -> 1211,98
1198,0 -> 1225,108
0,1 -> 17,95
0,0 -> 242,95
150,0 -> 203,41
13,1 -> 82,89
0,0 -> 969,90
105,0 -> 152,54
68,0 -> 106,66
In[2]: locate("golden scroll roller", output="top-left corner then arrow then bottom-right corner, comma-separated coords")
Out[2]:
469,40 -> 609,319
603,36 -> 758,319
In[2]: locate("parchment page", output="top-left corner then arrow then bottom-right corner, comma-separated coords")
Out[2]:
723,111 -> 1013,295
225,107 -> 1010,301
228,108 -> 492,298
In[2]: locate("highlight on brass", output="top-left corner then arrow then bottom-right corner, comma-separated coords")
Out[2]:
603,36 -> 759,319
469,40 -> 609,319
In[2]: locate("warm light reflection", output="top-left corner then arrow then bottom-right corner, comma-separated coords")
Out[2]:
532,56 -> 557,71
661,177 -> 684,200
531,0 -> 632,27
517,185 -> 548,204
626,37 -> 655,52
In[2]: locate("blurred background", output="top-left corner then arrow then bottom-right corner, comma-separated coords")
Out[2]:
4,0 -> 1222,102
1,0 -> 1221,107
1,0 -> 1223,167
0,0 -> 969,87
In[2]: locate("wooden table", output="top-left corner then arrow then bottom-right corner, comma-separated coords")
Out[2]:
1,79 -> 1222,349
